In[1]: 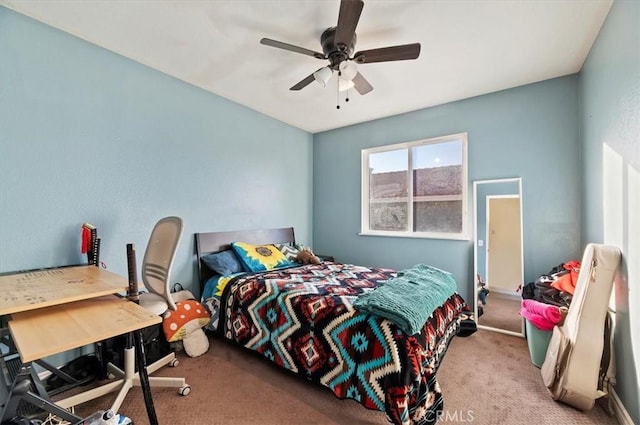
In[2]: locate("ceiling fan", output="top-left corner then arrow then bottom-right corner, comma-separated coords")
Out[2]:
260,0 -> 421,98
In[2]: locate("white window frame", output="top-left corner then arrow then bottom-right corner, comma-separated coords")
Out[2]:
360,133 -> 469,240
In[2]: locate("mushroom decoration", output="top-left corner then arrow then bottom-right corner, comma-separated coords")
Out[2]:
163,300 -> 211,357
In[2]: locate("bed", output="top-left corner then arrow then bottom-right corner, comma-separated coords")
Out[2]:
195,227 -> 476,425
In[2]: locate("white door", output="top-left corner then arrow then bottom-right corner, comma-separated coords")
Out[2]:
487,196 -> 522,294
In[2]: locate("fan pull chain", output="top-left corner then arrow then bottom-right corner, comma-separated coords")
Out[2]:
336,71 -> 341,109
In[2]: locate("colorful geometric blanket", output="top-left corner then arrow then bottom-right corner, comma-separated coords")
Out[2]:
205,262 -> 476,425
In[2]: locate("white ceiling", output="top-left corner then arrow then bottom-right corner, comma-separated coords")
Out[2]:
2,0 -> 613,133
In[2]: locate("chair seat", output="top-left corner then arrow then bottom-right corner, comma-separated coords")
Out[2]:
139,292 -> 169,316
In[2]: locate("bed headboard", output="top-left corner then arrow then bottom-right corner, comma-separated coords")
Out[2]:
195,227 -> 296,293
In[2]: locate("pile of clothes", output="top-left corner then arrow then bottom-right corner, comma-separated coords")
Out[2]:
520,260 -> 579,330
520,299 -> 567,330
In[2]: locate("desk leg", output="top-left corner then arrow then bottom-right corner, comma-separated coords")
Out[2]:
34,358 -> 92,397
0,365 -> 81,424
29,363 -> 49,398
134,331 -> 158,425
1,327 -> 81,423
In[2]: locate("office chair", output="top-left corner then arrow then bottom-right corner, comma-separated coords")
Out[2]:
105,216 -> 190,411
53,217 -> 190,416
139,216 -> 182,316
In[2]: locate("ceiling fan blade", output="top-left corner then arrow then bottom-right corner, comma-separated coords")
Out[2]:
352,72 -> 373,95
260,38 -> 326,59
353,43 -> 421,64
335,0 -> 364,50
290,73 -> 317,91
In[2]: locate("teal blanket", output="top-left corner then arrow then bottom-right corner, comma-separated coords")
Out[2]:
352,264 -> 457,335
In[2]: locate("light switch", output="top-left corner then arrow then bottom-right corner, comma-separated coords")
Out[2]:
478,240 -> 484,247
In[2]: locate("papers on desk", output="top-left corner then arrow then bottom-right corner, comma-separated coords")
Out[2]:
0,266 -> 129,316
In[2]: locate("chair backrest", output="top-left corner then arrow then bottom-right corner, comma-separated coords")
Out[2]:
142,216 -> 183,311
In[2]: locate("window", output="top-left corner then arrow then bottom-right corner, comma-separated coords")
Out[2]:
361,133 -> 468,239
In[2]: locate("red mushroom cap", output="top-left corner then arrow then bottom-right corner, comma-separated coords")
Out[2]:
163,299 -> 210,342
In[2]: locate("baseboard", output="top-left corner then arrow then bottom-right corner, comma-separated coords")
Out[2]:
489,288 -> 520,298
612,389 -> 634,425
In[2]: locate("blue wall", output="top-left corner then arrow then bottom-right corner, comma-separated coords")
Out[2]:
0,7 -> 313,299
313,76 -> 581,302
578,0 -> 639,422
1,2 -> 637,419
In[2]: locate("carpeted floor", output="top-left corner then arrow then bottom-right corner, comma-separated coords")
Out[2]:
57,330 -> 619,425
478,292 -> 523,333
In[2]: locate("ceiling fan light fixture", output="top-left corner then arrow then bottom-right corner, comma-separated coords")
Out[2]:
339,78 -> 355,92
313,66 -> 333,88
338,61 -> 358,81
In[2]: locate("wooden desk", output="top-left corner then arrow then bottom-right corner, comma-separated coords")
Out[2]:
0,265 -> 129,315
0,265 -> 161,423
9,296 -> 160,363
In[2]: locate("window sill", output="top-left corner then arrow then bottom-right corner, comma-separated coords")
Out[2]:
358,231 -> 471,241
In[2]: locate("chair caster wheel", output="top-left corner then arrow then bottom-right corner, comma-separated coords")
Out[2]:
169,359 -> 179,367
179,385 -> 191,396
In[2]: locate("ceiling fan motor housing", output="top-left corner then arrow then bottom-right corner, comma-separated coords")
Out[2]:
321,27 -> 356,69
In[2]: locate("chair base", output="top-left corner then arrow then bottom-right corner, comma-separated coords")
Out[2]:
55,348 -> 190,413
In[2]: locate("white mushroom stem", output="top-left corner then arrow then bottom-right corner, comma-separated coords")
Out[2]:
182,329 -> 210,358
